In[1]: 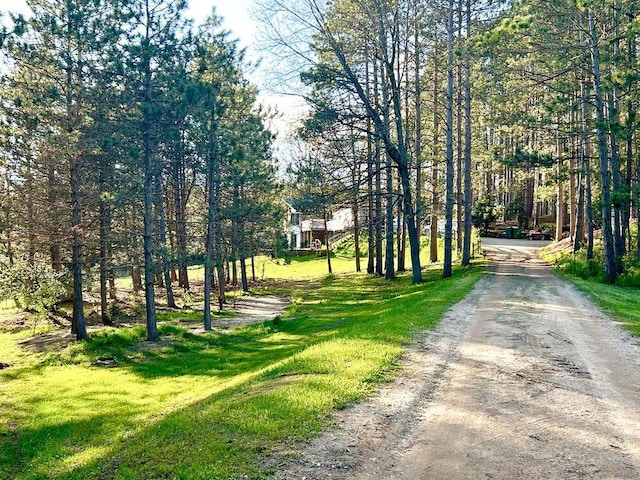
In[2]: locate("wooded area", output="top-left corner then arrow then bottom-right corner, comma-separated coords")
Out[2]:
268,0 -> 640,287
2,0 -> 640,341
0,1 -> 283,340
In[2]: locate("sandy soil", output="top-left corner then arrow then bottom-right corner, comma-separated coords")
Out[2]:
188,295 -> 290,333
270,238 -> 640,479
13,295 -> 290,352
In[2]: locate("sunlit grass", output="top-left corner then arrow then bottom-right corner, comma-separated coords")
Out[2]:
540,242 -> 640,337
1,256 -> 484,479
109,233 -> 482,294
566,278 -> 640,336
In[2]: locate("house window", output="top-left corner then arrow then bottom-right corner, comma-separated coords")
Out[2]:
290,213 -> 300,226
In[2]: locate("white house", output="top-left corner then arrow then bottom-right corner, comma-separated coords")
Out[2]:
285,202 -> 355,250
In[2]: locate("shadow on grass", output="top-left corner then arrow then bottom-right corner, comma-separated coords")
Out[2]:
1,413 -> 140,480
120,267 -> 482,380
5,265 -> 485,480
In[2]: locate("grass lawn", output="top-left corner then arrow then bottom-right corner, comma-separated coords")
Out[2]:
0,259 -> 484,480
562,277 -> 640,337
540,242 -> 640,337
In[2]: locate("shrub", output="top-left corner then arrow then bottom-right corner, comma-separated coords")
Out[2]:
555,252 -> 605,282
0,262 -> 66,316
129,294 -> 145,319
618,255 -> 640,288
108,302 -> 125,320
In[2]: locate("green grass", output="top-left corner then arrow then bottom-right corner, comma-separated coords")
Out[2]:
540,243 -> 640,337
0,262 -> 484,480
112,232 -> 482,293
252,255 -> 357,280
557,276 -> 640,336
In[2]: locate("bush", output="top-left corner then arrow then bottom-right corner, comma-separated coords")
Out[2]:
332,234 -> 368,258
551,244 -> 640,289
618,255 -> 640,288
108,302 -> 125,320
129,294 -> 145,319
0,262 -> 66,316
555,252 -> 605,282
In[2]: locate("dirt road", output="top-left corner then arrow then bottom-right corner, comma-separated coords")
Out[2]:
272,238 -> 640,479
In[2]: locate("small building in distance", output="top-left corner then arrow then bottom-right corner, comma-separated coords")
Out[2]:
285,201 -> 355,250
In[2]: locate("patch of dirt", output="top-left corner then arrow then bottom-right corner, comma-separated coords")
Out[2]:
188,295 -> 289,333
12,295 -> 290,353
0,310 -> 38,332
543,236 -> 577,256
269,238 -> 640,479
17,332 -> 76,352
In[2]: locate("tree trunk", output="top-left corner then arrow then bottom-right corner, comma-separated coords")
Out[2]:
173,144 -> 190,290
215,202 -> 226,312
374,59 -> 384,277
397,176 -> 406,272
573,160 -> 585,254
231,259 -> 238,287
456,0 -> 463,254
379,49 -> 395,280
608,6 -> 626,262
414,1 -> 422,247
581,82 -> 595,260
204,96 -> 220,330
586,145 -> 595,260
461,0 -> 473,267
155,175 -> 176,308
608,89 -> 626,262
323,207 -> 333,275
353,202 -> 361,272
384,53 -> 422,281
238,186 -> 249,293
70,156 -> 86,339
25,156 -> 35,266
443,0 -> 455,279
399,201 -> 407,272
108,267 -> 116,301
555,130 -> 564,242
142,9 -> 159,341
430,42 -> 440,264
625,6 -> 636,254
367,127 -> 375,274
240,257 -> 249,292
322,0 -> 422,281
48,165 -> 63,272
589,10 -> 617,282
625,108 -> 634,253
132,266 -> 143,294
569,141 -> 577,242
385,153 -> 395,280
637,146 -> 640,261
99,176 -> 113,326
66,17 -> 86,339
2,166 -> 15,267
365,54 -> 375,275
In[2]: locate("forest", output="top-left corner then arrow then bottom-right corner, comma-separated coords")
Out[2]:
1,0 -> 639,339
2,1 -> 640,479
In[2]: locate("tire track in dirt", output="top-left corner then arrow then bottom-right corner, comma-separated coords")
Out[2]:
270,238 -> 640,479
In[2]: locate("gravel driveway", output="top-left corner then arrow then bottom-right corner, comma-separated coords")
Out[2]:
272,238 -> 640,479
